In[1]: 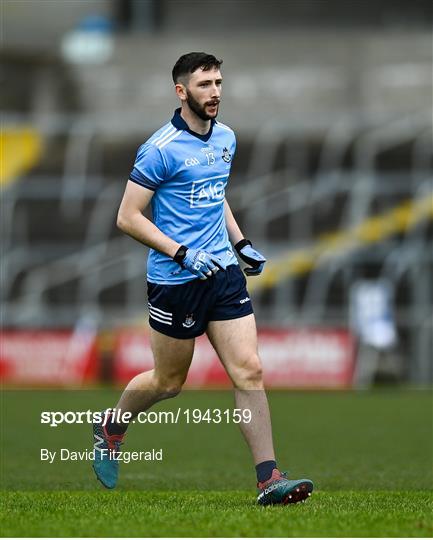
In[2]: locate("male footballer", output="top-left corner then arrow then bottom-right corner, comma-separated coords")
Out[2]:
92,52 -> 313,505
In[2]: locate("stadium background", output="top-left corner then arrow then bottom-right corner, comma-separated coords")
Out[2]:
1,0 -> 432,537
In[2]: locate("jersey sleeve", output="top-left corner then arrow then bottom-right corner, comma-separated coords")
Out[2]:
129,143 -> 167,191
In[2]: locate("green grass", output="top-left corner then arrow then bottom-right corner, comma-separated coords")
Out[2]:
1,389 -> 432,536
1,491 -> 432,537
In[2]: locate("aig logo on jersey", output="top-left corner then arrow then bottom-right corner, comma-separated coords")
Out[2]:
190,175 -> 227,208
185,157 -> 200,167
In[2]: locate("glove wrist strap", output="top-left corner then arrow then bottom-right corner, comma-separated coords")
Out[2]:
234,239 -> 252,253
173,245 -> 188,267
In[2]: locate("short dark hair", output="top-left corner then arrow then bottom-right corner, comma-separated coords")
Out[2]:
172,52 -> 223,84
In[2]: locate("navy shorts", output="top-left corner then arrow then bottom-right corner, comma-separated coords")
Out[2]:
147,264 -> 254,339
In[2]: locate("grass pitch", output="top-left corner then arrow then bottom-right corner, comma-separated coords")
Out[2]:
1,389 -> 432,537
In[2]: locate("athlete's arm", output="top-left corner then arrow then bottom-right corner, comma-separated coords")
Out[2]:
118,181 -> 224,279
224,199 -> 244,245
117,180 -> 180,257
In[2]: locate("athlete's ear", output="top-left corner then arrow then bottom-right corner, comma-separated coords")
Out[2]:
175,83 -> 187,102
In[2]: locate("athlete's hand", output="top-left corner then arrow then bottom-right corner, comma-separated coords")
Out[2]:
173,245 -> 227,280
235,239 -> 266,276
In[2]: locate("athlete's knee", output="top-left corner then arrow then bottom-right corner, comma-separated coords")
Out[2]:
152,375 -> 184,399
156,383 -> 183,400
232,354 -> 263,389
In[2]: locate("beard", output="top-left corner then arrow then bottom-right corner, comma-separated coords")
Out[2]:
186,90 -> 219,121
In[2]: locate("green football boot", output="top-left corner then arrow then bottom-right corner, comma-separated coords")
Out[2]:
257,469 -> 313,506
92,411 -> 125,489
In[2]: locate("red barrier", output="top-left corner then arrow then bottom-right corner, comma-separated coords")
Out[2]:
257,328 -> 355,387
0,330 -> 98,384
114,328 -> 355,388
0,328 -> 354,387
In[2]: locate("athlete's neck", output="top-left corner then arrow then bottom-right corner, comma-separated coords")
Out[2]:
180,106 -> 211,136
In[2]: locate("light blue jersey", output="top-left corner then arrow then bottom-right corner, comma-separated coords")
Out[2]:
129,108 -> 238,284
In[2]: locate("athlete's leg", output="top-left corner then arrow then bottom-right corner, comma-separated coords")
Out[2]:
114,328 -> 194,424
93,328 -> 194,488
206,314 -> 275,464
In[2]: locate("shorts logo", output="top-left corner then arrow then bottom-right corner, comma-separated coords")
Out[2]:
222,147 -> 232,163
190,175 -> 228,208
240,296 -> 250,304
182,314 -> 196,328
185,157 -> 200,167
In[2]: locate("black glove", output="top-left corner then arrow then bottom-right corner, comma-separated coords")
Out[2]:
235,239 -> 266,276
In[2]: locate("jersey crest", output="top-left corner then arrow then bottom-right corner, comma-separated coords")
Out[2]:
222,147 -> 232,163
